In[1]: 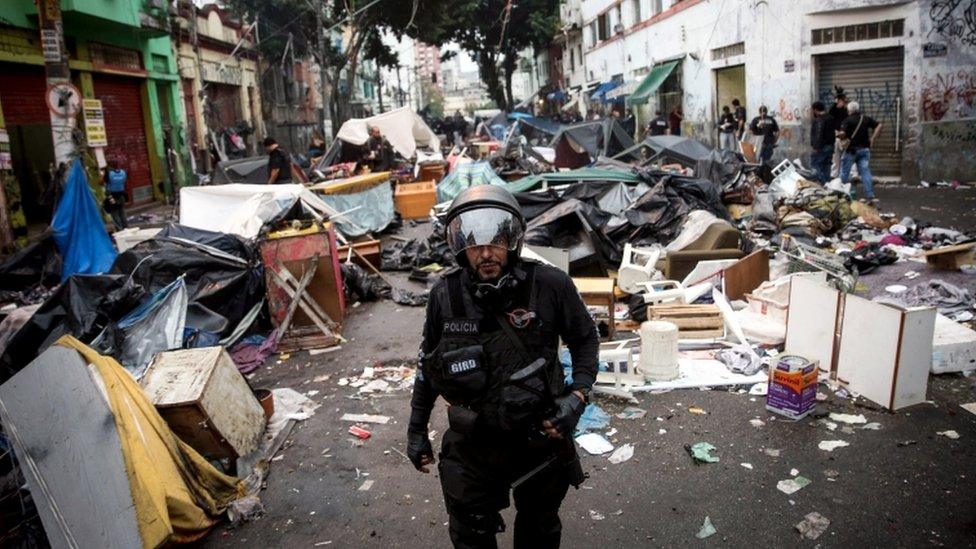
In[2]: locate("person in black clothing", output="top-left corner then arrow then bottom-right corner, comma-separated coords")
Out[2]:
732,98 -> 746,140
838,101 -> 882,201
749,105 -> 779,165
264,137 -> 292,184
809,101 -> 834,183
827,91 -> 849,178
407,185 -> 598,549
645,109 -> 670,137
621,108 -> 636,138
718,105 -> 736,151
362,126 -> 395,172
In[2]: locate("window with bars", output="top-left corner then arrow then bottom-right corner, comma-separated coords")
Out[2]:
811,19 -> 904,45
711,42 -> 745,61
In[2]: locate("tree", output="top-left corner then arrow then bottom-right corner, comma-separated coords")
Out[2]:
413,0 -> 559,111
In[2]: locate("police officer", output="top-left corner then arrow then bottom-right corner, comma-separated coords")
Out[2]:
407,185 -> 599,549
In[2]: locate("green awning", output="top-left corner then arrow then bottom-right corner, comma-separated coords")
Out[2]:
627,60 -> 679,106
504,167 -> 641,194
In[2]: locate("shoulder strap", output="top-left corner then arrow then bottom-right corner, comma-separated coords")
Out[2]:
446,273 -> 467,319
851,115 -> 864,139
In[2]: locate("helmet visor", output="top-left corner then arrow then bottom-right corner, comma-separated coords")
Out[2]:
446,207 -> 523,254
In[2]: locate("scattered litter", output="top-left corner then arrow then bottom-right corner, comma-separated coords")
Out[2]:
658,428 -> 667,435
897,440 -> 917,447
861,422 -> 882,430
763,448 -> 781,457
608,443 -> 634,464
795,512 -> 830,540
359,379 -> 391,394
309,346 -> 341,356
687,442 -> 719,464
615,406 -> 647,420
313,374 -> 331,382
937,430 -> 960,440
776,476 -> 811,495
829,412 -> 867,425
279,353 -> 291,360
576,433 -> 614,455
338,378 -> 349,386
961,403 -> 976,416
696,516 -> 717,539
575,404 -> 612,435
358,480 -> 374,491
823,469 -> 840,479
340,413 -> 391,424
749,418 -> 765,428
589,510 -> 605,521
885,284 -> 908,294
605,428 -> 617,437
688,406 -> 707,415
348,426 -> 372,440
304,390 -> 320,397
790,468 -> 799,476
820,420 -> 838,431
314,542 -> 333,546
741,463 -> 753,470
749,382 -> 768,396
818,440 -> 850,452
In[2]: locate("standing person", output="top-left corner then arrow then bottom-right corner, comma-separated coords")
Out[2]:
102,160 -> 128,230
838,101 -> 882,202
407,185 -> 597,549
749,105 -> 780,165
453,111 -> 469,146
809,101 -> 835,183
645,109 -> 670,137
264,137 -> 293,184
362,125 -> 395,171
668,105 -> 683,136
307,132 -> 328,165
732,98 -> 747,141
718,105 -> 736,151
621,108 -> 637,138
828,90 -> 849,178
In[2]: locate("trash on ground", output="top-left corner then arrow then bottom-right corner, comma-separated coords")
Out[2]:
687,442 -> 720,464
576,433 -> 615,455
937,430 -> 960,440
575,403 -> 612,435
818,440 -> 850,452
688,406 -> 707,415
696,516 -> 717,539
776,476 -> 811,495
340,413 -> 391,424
766,354 -> 818,420
348,426 -> 372,440
829,412 -> 867,425
358,480 -> 374,491
589,510 -> 605,520
962,403 -> 976,416
608,443 -> 634,464
795,512 -> 831,540
741,463 -> 753,470
616,406 -> 647,419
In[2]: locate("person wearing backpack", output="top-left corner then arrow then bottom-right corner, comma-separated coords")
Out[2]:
837,101 -> 883,202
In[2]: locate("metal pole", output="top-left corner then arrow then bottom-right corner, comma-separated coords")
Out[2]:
317,0 -> 329,137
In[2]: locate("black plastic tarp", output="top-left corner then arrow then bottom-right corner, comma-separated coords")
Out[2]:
0,233 -> 62,293
550,118 -> 635,167
614,135 -> 743,187
0,274 -> 146,384
110,237 -> 264,336
212,156 -> 269,185
524,198 -> 619,276
157,223 -> 254,259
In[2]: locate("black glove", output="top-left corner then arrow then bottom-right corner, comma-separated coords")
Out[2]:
545,393 -> 586,437
407,430 -> 433,471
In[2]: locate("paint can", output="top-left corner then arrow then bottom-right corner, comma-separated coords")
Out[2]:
765,354 -> 818,420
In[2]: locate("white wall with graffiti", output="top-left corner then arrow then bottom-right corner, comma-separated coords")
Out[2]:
579,0 -> 975,182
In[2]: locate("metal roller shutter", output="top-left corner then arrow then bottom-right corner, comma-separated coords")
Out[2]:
94,74 -> 153,204
0,63 -> 49,126
816,47 -> 903,176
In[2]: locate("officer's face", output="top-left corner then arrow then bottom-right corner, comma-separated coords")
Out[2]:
466,245 -> 508,281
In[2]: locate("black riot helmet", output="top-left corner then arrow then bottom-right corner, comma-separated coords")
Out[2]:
444,185 -> 526,268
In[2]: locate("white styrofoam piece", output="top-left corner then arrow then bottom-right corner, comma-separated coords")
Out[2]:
931,313 -> 976,374
629,358 -> 767,392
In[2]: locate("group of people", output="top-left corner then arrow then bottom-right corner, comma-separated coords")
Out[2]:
643,105 -> 685,138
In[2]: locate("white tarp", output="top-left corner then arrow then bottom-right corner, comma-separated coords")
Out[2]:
334,107 -> 440,159
179,184 -> 341,239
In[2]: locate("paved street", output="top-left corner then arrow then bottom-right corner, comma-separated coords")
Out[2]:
201,202 -> 976,548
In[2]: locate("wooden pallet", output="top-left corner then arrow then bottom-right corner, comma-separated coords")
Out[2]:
647,304 -> 724,339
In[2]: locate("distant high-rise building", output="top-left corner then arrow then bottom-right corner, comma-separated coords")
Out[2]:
413,42 -> 442,88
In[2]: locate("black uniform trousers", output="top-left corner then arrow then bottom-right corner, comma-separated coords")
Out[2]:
438,428 -> 571,549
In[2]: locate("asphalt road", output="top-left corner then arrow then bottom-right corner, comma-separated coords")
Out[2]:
198,190 -> 976,548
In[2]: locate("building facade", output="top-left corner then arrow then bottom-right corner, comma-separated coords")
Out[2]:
574,0 -> 975,182
174,2 -> 264,174
0,0 -> 189,235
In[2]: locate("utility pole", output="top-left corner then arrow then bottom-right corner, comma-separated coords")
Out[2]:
37,0 -> 78,164
396,65 -> 404,107
377,68 -> 384,113
317,0 -> 329,137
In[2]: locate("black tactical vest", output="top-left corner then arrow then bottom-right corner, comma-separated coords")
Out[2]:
422,261 -> 564,433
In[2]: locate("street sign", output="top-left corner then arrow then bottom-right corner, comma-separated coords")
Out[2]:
45,82 -> 81,118
82,99 -> 108,147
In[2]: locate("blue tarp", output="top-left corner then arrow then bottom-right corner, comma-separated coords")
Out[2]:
436,162 -> 507,202
547,90 -> 569,102
590,81 -> 621,104
51,159 -> 117,281
319,181 -> 396,237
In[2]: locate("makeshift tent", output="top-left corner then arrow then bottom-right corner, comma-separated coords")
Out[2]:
505,167 -> 642,194
212,156 -> 269,185
311,174 -> 396,237
179,184 -> 340,239
524,198 -> 618,276
590,81 -> 622,104
627,60 -> 679,106
510,117 -> 562,146
333,106 -> 440,159
550,118 -> 636,169
0,337 -> 242,548
561,92 -> 584,117
51,159 -> 117,281
436,161 -> 507,202
614,135 -> 742,186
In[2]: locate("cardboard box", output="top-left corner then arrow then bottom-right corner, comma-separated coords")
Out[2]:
141,347 -> 265,460
395,180 -> 437,220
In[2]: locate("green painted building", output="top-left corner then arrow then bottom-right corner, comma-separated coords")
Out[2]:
0,0 -> 190,237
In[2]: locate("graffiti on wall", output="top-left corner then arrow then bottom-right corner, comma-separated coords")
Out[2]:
920,69 -> 976,121
817,81 -> 902,124
928,119 -> 976,142
927,0 -> 976,46
920,120 -> 976,180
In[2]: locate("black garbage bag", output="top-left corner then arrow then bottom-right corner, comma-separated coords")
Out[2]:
524,198 -> 619,276
0,274 -> 146,383
381,238 -> 448,271
0,232 -> 62,293
110,237 -> 264,335
157,223 -> 254,259
843,243 -> 898,275
340,262 -> 428,306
